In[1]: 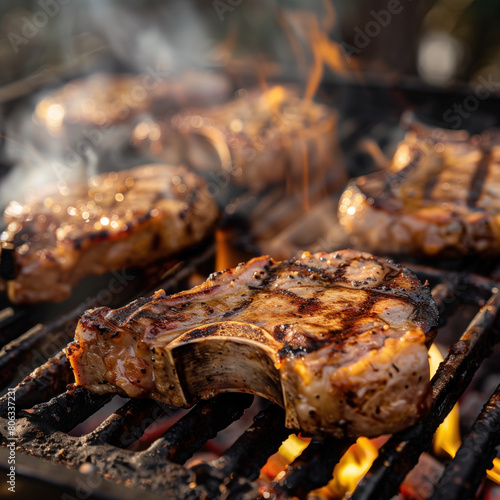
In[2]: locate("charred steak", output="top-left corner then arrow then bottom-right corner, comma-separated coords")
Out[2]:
66,250 -> 438,438
0,165 -> 218,303
339,130 -> 500,257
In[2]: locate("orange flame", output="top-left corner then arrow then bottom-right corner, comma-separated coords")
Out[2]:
488,459 -> 500,484
215,228 -> 254,272
302,11 -> 349,101
295,3 -> 349,212
429,344 -> 500,484
326,437 -> 382,498
260,434 -> 310,481
429,344 -> 461,459
300,139 -> 310,212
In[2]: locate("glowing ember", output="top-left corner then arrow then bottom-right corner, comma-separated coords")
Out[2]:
264,85 -> 286,112
5,201 -> 23,216
35,99 -> 65,132
46,104 -> 65,128
391,143 -> 413,172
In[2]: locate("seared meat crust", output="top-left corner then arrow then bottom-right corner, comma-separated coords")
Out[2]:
67,250 -> 438,438
132,86 -> 345,193
339,131 -> 500,257
0,164 -> 218,303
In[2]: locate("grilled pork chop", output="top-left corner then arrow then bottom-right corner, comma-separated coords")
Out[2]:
35,74 -> 151,129
0,165 -> 218,304
132,86 -> 345,193
339,130 -> 500,257
66,250 -> 438,439
35,72 -> 231,130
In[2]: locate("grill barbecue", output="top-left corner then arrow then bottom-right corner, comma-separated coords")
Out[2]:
1,43 -> 500,500
1,255 -> 499,500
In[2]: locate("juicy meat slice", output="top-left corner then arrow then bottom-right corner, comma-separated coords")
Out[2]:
0,164 -> 218,304
132,85 -> 346,194
66,250 -> 438,439
339,129 -> 500,257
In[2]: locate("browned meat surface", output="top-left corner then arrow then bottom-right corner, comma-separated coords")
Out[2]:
132,85 -> 346,193
67,250 -> 438,439
0,164 -> 218,304
35,74 -> 150,129
339,130 -> 500,257
35,72 -> 231,130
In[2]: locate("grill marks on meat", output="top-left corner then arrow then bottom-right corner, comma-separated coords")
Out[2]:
131,86 -> 345,193
67,250 -> 438,438
339,131 -> 500,256
0,164 -> 218,303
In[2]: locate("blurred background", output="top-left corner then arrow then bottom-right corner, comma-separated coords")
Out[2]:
0,0 -> 499,208
0,0 -> 499,92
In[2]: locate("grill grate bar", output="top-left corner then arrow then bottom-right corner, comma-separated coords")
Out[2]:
0,350 -> 72,417
143,393 -> 254,465
0,446 -> 170,500
0,322 -> 51,390
411,263 -> 497,305
430,277 -> 467,329
431,382 -> 500,500
172,403 -> 290,499
0,306 -> 14,324
213,403 -> 288,480
352,289 -> 500,500
271,437 -> 353,498
20,387 -> 113,434
87,399 -> 177,448
0,422 -> 200,499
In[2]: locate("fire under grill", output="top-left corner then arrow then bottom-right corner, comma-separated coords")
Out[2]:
0,260 -> 499,500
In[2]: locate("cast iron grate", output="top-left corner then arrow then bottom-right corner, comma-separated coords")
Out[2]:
0,264 -> 499,500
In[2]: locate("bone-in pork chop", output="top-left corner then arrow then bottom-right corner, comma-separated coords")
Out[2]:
66,250 -> 438,438
0,164 -> 218,303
